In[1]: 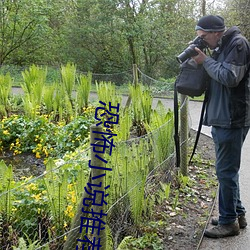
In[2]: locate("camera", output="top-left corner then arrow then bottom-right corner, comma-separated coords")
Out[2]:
176,36 -> 208,64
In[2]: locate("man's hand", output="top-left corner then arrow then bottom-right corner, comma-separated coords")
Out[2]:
192,47 -> 207,64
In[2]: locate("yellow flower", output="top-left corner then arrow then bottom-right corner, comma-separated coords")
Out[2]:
36,152 -> 41,159
42,147 -> 49,157
3,130 -> 9,135
64,205 -> 74,218
26,183 -> 37,191
12,207 -> 17,212
32,193 -> 42,201
71,195 -> 76,204
14,149 -> 22,155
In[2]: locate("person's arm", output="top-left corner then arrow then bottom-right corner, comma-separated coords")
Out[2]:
193,40 -> 250,87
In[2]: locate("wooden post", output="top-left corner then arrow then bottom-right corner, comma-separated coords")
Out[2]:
180,94 -> 188,176
125,64 -> 138,110
133,64 -> 138,86
63,175 -> 92,250
90,125 -> 106,250
63,125 -> 106,250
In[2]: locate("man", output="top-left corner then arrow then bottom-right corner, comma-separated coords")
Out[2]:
192,15 -> 250,238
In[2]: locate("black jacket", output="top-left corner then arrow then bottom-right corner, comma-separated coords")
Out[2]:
203,26 -> 250,128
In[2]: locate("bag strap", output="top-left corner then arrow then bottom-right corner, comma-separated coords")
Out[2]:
189,91 -> 208,164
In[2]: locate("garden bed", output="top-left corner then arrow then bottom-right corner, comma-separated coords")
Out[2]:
156,131 -> 217,250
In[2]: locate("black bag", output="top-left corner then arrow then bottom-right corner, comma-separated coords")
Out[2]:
175,58 -> 208,97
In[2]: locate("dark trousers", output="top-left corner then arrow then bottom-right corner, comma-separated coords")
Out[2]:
211,126 -> 249,225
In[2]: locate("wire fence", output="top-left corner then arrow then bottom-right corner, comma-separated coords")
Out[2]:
0,67 -> 189,249
0,64 -> 175,97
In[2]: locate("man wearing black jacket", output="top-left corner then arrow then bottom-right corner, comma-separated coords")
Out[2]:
192,15 -> 250,238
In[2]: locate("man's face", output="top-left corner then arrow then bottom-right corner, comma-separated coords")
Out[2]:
196,30 -> 221,49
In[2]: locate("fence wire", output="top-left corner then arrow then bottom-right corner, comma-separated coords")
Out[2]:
0,68 -> 190,250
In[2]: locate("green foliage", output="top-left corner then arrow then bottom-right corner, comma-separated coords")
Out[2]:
117,233 -> 163,250
12,177 -> 49,239
0,113 -> 94,157
96,81 -> 122,107
12,234 -> 43,250
107,138 -> 153,226
21,65 -> 47,118
0,73 -> 178,248
0,161 -> 14,222
178,172 -> 192,189
43,159 -> 68,229
145,100 -> 174,164
116,109 -> 132,141
77,72 -> 92,110
0,0 -> 52,65
129,83 -> 153,135
0,0 -> 226,77
0,73 -> 12,117
43,84 -> 56,113
61,63 -> 76,101
159,182 -> 171,202
172,190 -> 180,210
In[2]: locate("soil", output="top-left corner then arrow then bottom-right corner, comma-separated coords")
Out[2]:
158,130 -> 217,250
118,130 -> 217,250
0,152 -> 45,180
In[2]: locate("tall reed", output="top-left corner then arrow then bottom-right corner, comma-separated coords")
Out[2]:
21,65 -> 47,118
52,82 -> 73,122
43,84 -> 55,114
0,161 -> 14,222
129,83 -> 152,134
107,138 -> 152,225
0,73 -> 12,117
96,81 -> 121,107
76,72 -> 92,112
43,159 -> 68,230
60,63 -> 76,103
145,100 -> 174,164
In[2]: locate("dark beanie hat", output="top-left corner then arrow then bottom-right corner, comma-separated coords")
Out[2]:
195,15 -> 225,32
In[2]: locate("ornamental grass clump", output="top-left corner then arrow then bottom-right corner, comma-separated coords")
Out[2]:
76,72 -> 92,111
0,73 -> 12,117
21,65 -> 47,118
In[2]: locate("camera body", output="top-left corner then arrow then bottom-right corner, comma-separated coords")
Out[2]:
176,36 -> 208,64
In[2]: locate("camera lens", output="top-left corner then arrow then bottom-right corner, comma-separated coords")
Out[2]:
176,37 -> 208,63
176,45 -> 198,63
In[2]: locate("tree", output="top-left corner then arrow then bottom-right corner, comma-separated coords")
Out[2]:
220,0 -> 250,39
0,0 -> 47,65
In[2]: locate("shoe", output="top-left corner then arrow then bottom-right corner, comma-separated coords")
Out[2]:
204,222 -> 240,238
211,214 -> 247,229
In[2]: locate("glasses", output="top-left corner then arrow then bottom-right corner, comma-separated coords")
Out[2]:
198,32 -> 214,40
